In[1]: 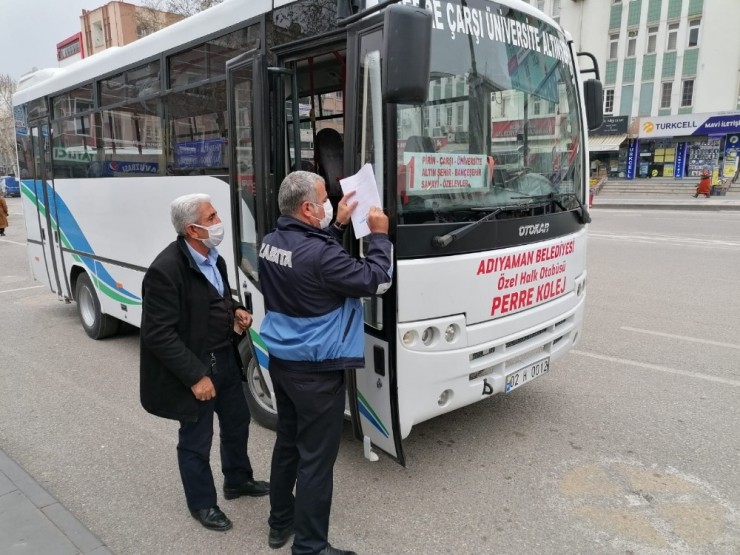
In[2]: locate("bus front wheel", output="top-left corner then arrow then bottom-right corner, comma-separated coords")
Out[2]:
75,273 -> 120,340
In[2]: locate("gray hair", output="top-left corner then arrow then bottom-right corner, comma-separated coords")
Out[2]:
171,193 -> 211,235
278,171 -> 324,216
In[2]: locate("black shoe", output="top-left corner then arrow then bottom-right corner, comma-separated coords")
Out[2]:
223,479 -> 270,499
268,525 -> 294,549
189,506 -> 232,531
317,544 -> 357,555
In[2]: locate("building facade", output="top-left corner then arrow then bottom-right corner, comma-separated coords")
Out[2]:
56,34 -> 85,67
550,0 -> 740,180
81,1 -> 184,58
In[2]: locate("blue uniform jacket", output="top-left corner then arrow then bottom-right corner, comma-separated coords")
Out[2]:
259,216 -> 393,372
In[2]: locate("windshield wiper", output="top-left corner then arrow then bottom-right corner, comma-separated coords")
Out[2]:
553,192 -> 591,224
432,205 -> 521,248
518,192 -> 592,224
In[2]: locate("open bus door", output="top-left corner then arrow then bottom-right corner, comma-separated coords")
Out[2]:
29,123 -> 63,298
345,5 -> 432,466
345,21 -> 406,463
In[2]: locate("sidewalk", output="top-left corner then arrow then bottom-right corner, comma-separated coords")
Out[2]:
0,448 -> 112,554
592,195 -> 740,211
591,177 -> 740,210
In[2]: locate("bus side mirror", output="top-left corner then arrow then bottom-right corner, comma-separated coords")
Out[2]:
382,5 -> 432,104
583,79 -> 604,131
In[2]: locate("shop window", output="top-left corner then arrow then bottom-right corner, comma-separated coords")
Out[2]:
661,82 -> 672,109
666,23 -> 679,52
687,19 -> 701,48
646,27 -> 658,54
681,79 -> 694,107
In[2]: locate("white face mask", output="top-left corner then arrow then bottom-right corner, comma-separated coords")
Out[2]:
192,222 -> 224,248
309,200 -> 333,229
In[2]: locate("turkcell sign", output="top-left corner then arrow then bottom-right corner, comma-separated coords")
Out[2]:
639,113 -> 740,138
626,139 -> 638,179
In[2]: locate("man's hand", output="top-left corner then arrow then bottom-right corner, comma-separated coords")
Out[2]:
367,206 -> 389,234
234,308 -> 252,332
336,190 -> 358,226
191,376 -> 216,401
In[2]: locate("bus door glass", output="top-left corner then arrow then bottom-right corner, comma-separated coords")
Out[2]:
30,124 -> 62,295
347,25 -> 405,465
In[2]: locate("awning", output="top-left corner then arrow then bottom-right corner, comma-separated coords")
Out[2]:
588,134 -> 627,152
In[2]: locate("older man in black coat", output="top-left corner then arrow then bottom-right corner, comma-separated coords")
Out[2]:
140,193 -> 268,531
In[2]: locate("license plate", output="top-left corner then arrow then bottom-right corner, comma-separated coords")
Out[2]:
505,357 -> 550,393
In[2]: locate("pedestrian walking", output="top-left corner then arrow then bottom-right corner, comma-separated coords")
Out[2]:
693,168 -> 711,198
140,193 -> 269,532
260,171 -> 393,555
0,195 -> 8,236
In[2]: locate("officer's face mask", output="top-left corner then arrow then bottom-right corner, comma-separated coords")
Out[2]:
309,200 -> 333,229
192,222 -> 225,248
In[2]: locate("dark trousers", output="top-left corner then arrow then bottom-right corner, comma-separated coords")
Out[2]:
268,367 -> 346,555
177,346 -> 253,510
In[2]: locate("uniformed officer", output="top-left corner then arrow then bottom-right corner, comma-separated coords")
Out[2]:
259,171 -> 392,555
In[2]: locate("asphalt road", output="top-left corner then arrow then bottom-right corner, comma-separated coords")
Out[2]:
1,197 -> 739,555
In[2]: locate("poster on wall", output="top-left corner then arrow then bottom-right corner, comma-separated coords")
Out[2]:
724,134 -> 739,178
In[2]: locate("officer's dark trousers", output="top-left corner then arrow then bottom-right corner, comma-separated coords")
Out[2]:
177,346 -> 253,511
268,367 -> 346,555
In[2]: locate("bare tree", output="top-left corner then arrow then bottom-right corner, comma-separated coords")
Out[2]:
0,74 -> 18,174
140,0 -> 224,17
138,0 -> 223,37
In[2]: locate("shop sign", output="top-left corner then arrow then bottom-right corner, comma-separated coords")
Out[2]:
639,113 -> 740,138
626,139 -> 638,179
724,134 -> 739,178
674,142 -> 686,178
591,116 -> 628,135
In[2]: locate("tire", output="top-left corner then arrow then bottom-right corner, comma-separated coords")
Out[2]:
75,273 -> 120,340
237,335 -> 278,430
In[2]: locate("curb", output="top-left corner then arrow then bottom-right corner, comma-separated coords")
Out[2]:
593,202 -> 740,211
0,448 -> 113,555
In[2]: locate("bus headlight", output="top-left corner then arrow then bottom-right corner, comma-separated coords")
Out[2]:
444,324 -> 458,343
402,330 -> 417,346
421,327 -> 435,346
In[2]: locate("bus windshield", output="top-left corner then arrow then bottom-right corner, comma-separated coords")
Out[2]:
397,1 -> 584,224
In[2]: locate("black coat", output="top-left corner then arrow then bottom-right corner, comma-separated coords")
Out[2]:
140,236 -> 242,422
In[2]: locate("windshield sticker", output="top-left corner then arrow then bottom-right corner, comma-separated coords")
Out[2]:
401,0 -> 572,67
403,153 -> 490,192
476,239 -> 575,317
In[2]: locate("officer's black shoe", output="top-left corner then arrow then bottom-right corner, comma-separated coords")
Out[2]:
317,544 -> 357,555
223,479 -> 270,499
189,506 -> 233,531
268,525 -> 294,549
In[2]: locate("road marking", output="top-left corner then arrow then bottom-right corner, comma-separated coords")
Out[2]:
621,326 -> 740,351
0,238 -> 26,246
0,285 -> 44,294
589,231 -> 740,250
571,350 -> 740,388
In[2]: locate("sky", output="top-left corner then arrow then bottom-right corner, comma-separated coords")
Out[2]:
0,0 -> 144,81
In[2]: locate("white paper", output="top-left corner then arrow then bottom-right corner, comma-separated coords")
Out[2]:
339,163 -> 382,239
